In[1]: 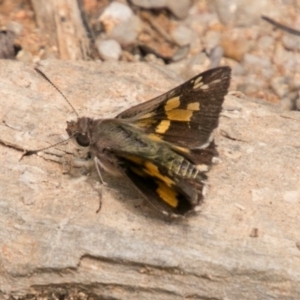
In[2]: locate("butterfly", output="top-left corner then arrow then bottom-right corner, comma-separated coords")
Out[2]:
64,66 -> 231,217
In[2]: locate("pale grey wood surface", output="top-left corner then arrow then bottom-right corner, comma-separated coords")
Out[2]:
0,60 -> 299,299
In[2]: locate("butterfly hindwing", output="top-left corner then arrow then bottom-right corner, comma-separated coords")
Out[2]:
118,153 -> 205,216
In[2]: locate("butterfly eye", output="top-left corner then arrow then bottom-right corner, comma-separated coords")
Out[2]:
76,134 -> 90,147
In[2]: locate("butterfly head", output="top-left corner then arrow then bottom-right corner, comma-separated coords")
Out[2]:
66,117 -> 94,147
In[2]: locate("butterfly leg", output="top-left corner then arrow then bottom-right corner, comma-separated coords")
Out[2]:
93,156 -> 122,213
94,157 -> 108,185
93,156 -> 109,213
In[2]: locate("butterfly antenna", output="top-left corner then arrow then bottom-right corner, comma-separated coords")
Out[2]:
20,134 -> 77,160
34,67 -> 79,117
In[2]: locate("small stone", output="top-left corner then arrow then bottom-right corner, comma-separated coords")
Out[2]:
221,32 -> 251,62
243,53 -> 274,79
237,79 -> 263,97
171,45 -> 190,62
273,43 -> 286,67
16,49 -> 33,63
96,39 -> 122,61
0,30 -> 16,59
282,33 -> 300,51
167,52 -> 210,80
203,30 -> 221,52
109,15 -> 142,45
130,0 -> 191,19
144,53 -> 165,65
6,21 -> 23,36
270,76 -> 290,98
257,35 -> 275,51
166,0 -> 191,19
209,45 -> 224,68
98,2 -> 133,33
40,47 -> 58,60
212,0 -> 270,26
171,24 -> 194,46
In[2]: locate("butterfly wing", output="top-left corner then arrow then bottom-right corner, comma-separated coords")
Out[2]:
117,67 -> 231,149
98,124 -> 218,216
87,67 -> 231,216
123,159 -> 203,216
116,151 -> 208,216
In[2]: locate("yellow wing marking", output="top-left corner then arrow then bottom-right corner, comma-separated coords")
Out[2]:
156,120 -> 170,133
127,158 -> 178,208
167,109 -> 193,121
156,181 -> 178,208
187,102 -> 200,111
165,96 -> 180,111
144,162 -> 174,186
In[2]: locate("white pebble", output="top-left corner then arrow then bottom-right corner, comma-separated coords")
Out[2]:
96,39 -> 122,61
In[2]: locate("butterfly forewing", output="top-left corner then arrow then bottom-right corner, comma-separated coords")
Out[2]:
117,67 -> 231,149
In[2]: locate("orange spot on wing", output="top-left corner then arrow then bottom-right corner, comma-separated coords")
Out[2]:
167,109 -> 193,121
156,181 -> 178,208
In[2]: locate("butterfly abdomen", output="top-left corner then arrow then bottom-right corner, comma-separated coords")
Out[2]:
167,155 -> 202,179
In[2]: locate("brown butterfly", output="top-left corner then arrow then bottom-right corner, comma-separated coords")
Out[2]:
63,67 -> 231,217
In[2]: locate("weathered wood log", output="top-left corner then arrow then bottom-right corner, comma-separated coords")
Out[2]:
31,0 -> 90,59
0,60 -> 299,299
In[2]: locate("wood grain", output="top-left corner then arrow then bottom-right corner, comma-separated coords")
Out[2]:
31,0 -> 90,59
